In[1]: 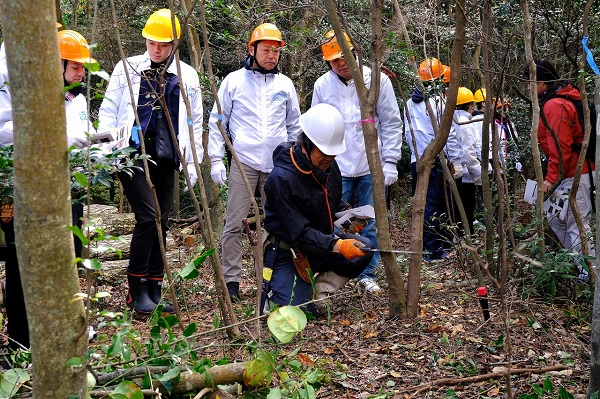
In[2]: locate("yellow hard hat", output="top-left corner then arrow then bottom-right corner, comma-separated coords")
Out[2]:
58,30 -> 96,64
142,9 -> 181,42
456,87 -> 475,106
248,23 -> 284,47
474,88 -> 486,103
321,32 -> 353,61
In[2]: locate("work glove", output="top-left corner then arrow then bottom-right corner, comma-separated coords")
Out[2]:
68,135 -> 91,148
335,238 -> 367,260
185,163 -> 198,191
474,176 -> 482,186
383,162 -> 399,186
452,163 -> 464,179
210,159 -> 227,186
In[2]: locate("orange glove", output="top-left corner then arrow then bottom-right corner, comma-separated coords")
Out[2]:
336,239 -> 367,260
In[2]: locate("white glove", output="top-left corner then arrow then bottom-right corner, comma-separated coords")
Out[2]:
210,159 -> 227,185
186,163 -> 198,189
383,162 -> 398,186
452,163 -> 464,179
474,176 -> 482,186
68,135 -> 90,148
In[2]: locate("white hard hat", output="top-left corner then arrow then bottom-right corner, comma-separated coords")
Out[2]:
299,103 -> 346,156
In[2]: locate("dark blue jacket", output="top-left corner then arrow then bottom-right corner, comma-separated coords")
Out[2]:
264,142 -> 342,263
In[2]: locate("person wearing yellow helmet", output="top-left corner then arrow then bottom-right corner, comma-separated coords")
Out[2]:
404,58 -> 463,262
311,30 -> 403,293
98,8 -> 204,315
454,88 -> 482,235
207,22 -> 301,301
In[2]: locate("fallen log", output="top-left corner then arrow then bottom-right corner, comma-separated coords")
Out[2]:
156,362 -> 246,395
91,362 -> 247,397
405,364 -> 568,397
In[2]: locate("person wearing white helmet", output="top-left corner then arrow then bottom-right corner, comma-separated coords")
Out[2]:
98,8 -> 204,315
262,104 -> 373,312
207,23 -> 301,301
311,30 -> 403,293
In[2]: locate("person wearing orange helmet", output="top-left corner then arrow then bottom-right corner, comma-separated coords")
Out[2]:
404,58 -> 463,262
207,23 -> 301,301
0,28 -> 97,349
311,30 -> 403,293
98,9 -> 204,314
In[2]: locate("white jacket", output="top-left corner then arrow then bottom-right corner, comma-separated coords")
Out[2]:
311,67 -> 402,177
453,110 -> 481,183
97,52 -> 203,165
207,67 -> 301,173
404,92 -> 462,165
472,115 -> 504,172
0,43 -> 96,145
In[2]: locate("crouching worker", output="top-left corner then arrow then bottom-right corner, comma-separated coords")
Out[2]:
262,103 -> 374,314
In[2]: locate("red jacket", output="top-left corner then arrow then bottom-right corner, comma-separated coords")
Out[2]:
538,84 -> 593,184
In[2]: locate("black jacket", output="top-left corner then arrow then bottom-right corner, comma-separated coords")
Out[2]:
264,142 -> 342,262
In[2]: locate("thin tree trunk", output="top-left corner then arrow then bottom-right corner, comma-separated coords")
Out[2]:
0,1 -> 87,397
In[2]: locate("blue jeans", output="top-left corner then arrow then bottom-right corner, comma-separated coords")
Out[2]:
341,175 -> 378,280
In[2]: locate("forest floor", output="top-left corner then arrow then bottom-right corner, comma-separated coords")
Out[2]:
0,178 -> 593,398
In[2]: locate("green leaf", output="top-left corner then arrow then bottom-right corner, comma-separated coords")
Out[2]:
156,367 -> 181,395
183,322 -> 197,337
542,376 -> 553,392
440,332 -> 450,345
82,258 -> 103,271
179,261 -> 200,279
558,386 -> 574,399
0,369 -> 30,397
243,350 -> 274,388
267,306 -> 307,343
66,357 -> 83,367
72,171 -> 89,187
267,387 -> 283,399
109,380 -> 144,399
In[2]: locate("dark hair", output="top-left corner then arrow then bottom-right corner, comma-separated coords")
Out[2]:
524,59 -> 570,103
296,132 -> 316,155
456,102 -> 471,112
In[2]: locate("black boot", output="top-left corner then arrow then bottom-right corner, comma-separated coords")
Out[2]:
147,277 -> 175,314
126,274 -> 157,315
226,281 -> 240,302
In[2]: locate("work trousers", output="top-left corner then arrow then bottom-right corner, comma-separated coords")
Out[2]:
411,161 -> 453,260
119,159 -> 175,278
547,176 -> 595,267
341,174 -> 378,281
1,203 -> 83,350
269,234 -> 374,310
221,161 -> 268,283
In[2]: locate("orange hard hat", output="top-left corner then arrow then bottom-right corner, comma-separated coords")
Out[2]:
418,57 -> 445,81
442,65 -> 451,83
248,23 -> 284,47
321,32 -> 353,61
58,30 -> 96,64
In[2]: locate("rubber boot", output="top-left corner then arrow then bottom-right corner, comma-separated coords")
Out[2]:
147,277 -> 176,314
226,281 -> 240,302
313,271 -> 351,314
126,274 -> 157,315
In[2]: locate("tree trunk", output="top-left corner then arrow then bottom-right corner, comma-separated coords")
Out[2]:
0,1 -> 87,398
323,0 -> 407,317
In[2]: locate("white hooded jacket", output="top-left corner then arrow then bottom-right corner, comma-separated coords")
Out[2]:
311,67 -> 402,177
453,109 -> 481,183
0,43 -> 96,146
207,67 -> 301,173
97,52 -> 203,165
404,92 -> 463,165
